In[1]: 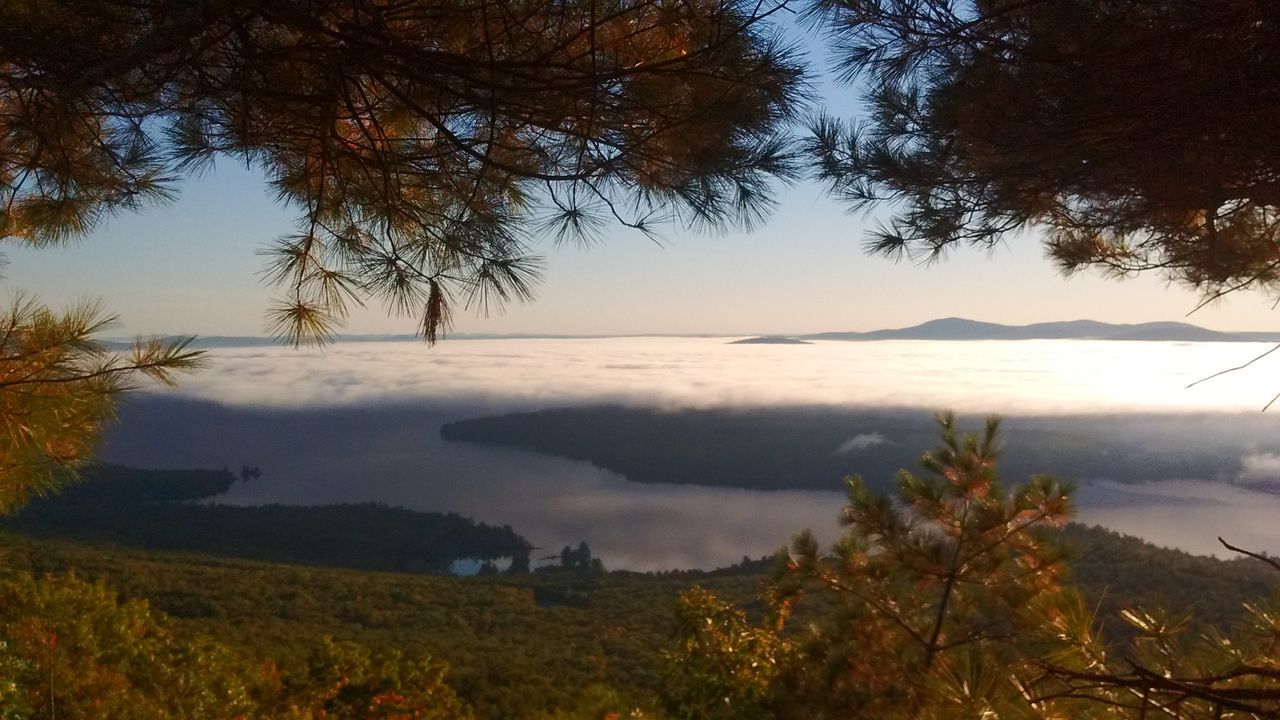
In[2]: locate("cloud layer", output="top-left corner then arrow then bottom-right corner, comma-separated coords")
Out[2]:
157,337 -> 1280,414
106,337 -> 1280,568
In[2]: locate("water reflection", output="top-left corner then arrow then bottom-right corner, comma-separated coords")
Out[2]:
1076,480 -> 1280,559
104,397 -> 842,570
104,394 -> 1280,570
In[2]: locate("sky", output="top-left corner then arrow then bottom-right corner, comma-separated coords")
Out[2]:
6,161 -> 1277,339
4,23 -> 1279,339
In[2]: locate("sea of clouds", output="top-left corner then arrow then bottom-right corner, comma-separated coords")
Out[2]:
157,337 -> 1280,413
107,337 -> 1280,568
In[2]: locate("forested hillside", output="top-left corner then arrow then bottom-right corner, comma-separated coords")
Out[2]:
9,466 -> 532,574
5,521 -> 1275,719
5,537 -> 763,718
442,407 -> 1267,491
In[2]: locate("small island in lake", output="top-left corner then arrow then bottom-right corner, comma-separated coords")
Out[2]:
728,335 -> 811,345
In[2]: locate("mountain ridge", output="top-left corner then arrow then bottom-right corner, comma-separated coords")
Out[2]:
788,317 -> 1280,343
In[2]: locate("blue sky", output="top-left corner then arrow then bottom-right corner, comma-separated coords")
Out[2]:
5,159 -> 1277,338
4,20 -> 1278,339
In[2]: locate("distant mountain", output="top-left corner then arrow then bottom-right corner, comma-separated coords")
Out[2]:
100,318 -> 1279,348
802,317 -> 1280,342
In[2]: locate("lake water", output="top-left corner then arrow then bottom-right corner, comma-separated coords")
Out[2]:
102,337 -> 1280,570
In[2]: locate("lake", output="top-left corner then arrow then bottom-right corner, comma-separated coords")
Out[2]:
101,337 -> 1280,569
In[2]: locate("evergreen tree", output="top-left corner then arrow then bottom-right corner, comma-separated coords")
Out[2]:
669,415 -> 1280,718
0,296 -> 200,513
671,414 -> 1075,718
806,1 -> 1280,302
1021,587 -> 1280,718
0,0 -> 804,510
1,0 -> 805,343
781,414 -> 1074,717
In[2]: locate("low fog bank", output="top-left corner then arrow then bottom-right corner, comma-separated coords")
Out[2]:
149,337 -> 1280,414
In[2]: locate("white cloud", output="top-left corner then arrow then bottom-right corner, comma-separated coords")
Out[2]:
834,432 -> 888,454
1238,453 -> 1280,485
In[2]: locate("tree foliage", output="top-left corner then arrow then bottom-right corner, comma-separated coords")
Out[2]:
0,297 -> 200,514
14,492 -> 535,575
777,414 -> 1072,717
1,0 -> 805,343
0,571 -> 473,719
8,504 -> 1280,719
9,533 -> 774,719
669,416 -> 1280,719
0,572 -> 260,718
270,637 -> 475,720
664,586 -> 791,720
1021,592 -> 1280,718
553,542 -> 605,574
806,0 -> 1280,301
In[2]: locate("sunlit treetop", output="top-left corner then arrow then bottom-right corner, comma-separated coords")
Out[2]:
0,295 -> 201,513
0,0 -> 806,342
806,0 -> 1280,305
